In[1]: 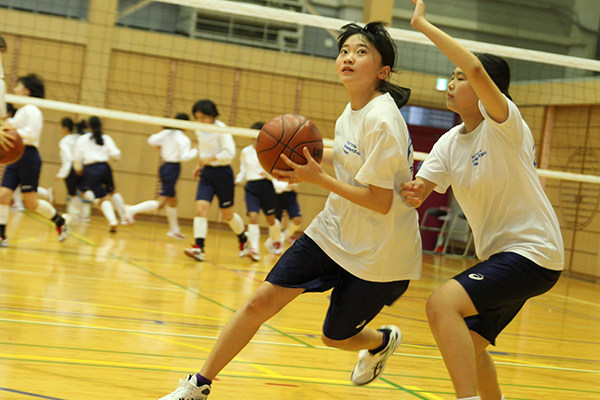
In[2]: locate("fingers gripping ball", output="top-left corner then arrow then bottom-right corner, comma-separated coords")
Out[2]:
0,128 -> 24,165
256,114 -> 324,174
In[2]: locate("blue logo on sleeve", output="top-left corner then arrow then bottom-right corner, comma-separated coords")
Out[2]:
471,149 -> 487,166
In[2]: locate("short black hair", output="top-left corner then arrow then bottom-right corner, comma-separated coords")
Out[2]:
192,99 -> 219,118
477,54 -> 512,100
250,122 -> 264,130
61,117 -> 74,132
18,73 -> 45,98
175,112 -> 190,121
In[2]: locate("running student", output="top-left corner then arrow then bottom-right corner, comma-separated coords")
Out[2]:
401,2 -> 564,400
157,21 -> 421,400
123,112 -> 198,238
56,117 -> 90,221
272,178 -> 301,246
235,122 -> 283,261
73,116 -> 126,232
184,99 -> 248,262
0,74 -> 70,246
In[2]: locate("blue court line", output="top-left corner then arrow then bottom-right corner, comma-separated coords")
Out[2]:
0,387 -> 67,400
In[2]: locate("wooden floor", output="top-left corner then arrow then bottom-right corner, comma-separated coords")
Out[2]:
0,209 -> 599,400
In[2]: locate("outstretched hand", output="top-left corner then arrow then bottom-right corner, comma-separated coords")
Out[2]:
410,0 -> 427,29
272,147 -> 325,185
400,179 -> 426,207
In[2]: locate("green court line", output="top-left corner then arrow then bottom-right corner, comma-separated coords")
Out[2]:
20,212 -> 314,348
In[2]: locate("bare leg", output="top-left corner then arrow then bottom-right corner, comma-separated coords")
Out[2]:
200,282 -> 304,379
426,279 -> 479,398
322,327 -> 384,351
472,332 -> 502,400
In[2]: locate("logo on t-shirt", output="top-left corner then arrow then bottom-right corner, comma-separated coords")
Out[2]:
343,141 -> 360,156
471,149 -> 487,166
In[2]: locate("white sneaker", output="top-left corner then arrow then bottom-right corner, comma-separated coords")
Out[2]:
350,325 -> 401,385
167,230 -> 186,239
0,236 -> 8,247
158,374 -> 211,400
265,237 -> 284,255
57,214 -> 71,242
184,245 -> 205,261
248,247 -> 260,261
10,203 -> 24,212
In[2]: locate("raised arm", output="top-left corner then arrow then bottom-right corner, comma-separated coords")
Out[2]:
410,0 -> 508,123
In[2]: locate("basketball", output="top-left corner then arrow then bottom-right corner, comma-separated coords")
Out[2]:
0,128 -> 24,165
256,114 -> 324,174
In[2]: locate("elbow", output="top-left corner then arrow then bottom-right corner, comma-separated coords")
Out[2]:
375,200 -> 392,215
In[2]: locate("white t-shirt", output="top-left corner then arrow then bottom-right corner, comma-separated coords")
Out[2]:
0,79 -> 6,119
147,129 -> 198,162
236,144 -> 268,184
57,133 -> 81,179
306,93 -> 422,282
195,119 -> 236,167
8,104 -> 43,147
417,98 -> 564,271
74,133 -> 121,165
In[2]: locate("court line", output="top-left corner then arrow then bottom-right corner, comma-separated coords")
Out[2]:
0,387 -> 66,400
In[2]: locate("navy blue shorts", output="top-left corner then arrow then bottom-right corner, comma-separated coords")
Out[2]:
275,191 -> 301,220
64,168 -> 88,196
245,179 -> 277,215
83,162 -> 115,199
266,234 -> 410,340
159,162 -> 181,197
1,146 -> 41,193
196,165 -> 235,208
455,252 -> 561,345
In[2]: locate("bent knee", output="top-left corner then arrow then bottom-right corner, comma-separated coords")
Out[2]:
321,334 -> 348,349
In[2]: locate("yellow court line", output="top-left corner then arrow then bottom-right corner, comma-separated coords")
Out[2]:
404,386 -> 446,400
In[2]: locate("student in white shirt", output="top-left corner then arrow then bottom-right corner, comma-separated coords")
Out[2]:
0,74 -> 70,246
272,179 -> 302,245
122,113 -> 198,238
235,122 -> 283,261
56,117 -> 89,221
184,99 -> 248,262
400,2 -> 564,400
157,22 -> 421,400
73,116 -> 125,232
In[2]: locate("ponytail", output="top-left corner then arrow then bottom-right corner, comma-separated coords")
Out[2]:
381,81 -> 411,109
88,116 -> 104,146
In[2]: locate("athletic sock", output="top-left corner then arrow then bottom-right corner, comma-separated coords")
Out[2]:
100,201 -> 117,225
194,373 -> 212,387
35,200 -> 57,220
194,217 -> 207,248
248,224 -> 260,249
268,219 -> 281,242
51,212 -> 65,227
70,195 -> 84,214
111,193 -> 125,218
226,212 -> 244,235
369,328 -> 390,355
166,205 -> 179,231
285,220 -> 300,237
129,200 -> 159,216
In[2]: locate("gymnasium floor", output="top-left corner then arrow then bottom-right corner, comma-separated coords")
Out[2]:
0,210 -> 598,400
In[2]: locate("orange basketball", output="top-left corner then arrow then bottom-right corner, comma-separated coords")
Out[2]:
256,114 -> 323,174
0,128 -> 24,165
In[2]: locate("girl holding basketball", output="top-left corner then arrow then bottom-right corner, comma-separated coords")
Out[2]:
184,99 -> 248,262
400,2 -> 564,400
157,22 -> 421,400
0,74 -> 70,246
73,116 -> 126,232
